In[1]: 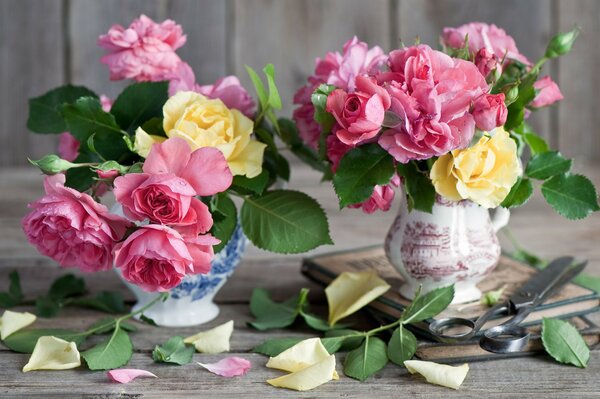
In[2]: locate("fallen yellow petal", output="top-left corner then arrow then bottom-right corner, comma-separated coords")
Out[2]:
326,271 -> 390,326
266,337 -> 338,379
404,360 -> 469,390
0,310 -> 36,340
23,336 -> 81,372
267,354 -> 336,391
184,320 -> 233,354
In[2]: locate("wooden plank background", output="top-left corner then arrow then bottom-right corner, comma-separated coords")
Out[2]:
1,0 -> 598,167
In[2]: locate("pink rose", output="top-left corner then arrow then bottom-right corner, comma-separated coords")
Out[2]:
57,95 -> 112,162
22,174 -> 131,272
472,93 -> 508,131
441,22 -> 530,65
293,37 -> 387,148
378,44 -> 488,163
198,76 -> 256,118
114,224 -> 218,291
167,62 -> 201,95
531,76 -> 564,108
326,134 -> 351,172
114,138 -> 232,236
474,48 -> 499,78
58,133 -> 80,162
348,175 -> 400,214
96,169 -> 120,180
326,76 -> 391,146
98,14 -> 186,81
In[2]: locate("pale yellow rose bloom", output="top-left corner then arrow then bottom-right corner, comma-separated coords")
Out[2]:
430,128 -> 521,208
162,91 -> 266,178
133,126 -> 166,158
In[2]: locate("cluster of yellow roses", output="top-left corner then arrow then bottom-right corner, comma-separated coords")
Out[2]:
431,128 -> 521,208
134,91 -> 266,178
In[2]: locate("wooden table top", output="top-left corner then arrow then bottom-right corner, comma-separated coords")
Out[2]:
1,164 -> 600,398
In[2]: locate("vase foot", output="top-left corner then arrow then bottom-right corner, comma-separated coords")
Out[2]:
131,299 -> 220,327
398,283 -> 482,305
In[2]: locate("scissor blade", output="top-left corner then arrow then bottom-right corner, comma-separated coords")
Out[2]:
510,257 -> 577,306
539,261 -> 587,302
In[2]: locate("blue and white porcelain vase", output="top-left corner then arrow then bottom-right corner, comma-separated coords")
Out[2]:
118,225 -> 248,327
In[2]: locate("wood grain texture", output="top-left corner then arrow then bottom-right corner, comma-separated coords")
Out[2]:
395,0 -> 555,144
556,0 -> 600,161
0,0 -> 64,166
231,0 -> 391,115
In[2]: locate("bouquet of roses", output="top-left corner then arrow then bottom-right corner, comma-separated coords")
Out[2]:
292,23 -> 599,218
23,15 -> 332,293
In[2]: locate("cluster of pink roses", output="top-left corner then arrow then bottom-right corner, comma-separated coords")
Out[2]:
24,138 -> 233,291
293,22 -> 565,214
98,14 -> 255,117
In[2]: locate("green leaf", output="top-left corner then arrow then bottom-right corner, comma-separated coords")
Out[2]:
510,248 -> 548,269
252,337 -> 305,356
3,329 -> 86,353
545,27 -> 580,58
140,117 -> 166,137
300,312 -> 333,332
152,336 -> 195,365
324,329 -> 365,351
387,326 -> 417,365
35,297 -> 61,318
541,174 -> 600,219
343,336 -> 388,381
311,84 -> 336,141
0,271 -> 23,308
505,73 -> 538,130
262,64 -> 282,110
402,285 -> 454,324
28,85 -> 98,133
525,151 -> 572,180
61,97 -> 130,161
232,170 -> 269,195
542,317 -> 589,367
524,133 -> 549,155
82,328 -> 133,370
71,291 -> 126,313
48,274 -> 86,300
209,193 -> 238,253
245,65 -> 268,110
88,318 -> 137,335
248,288 -> 304,330
481,286 -> 506,306
110,81 -> 169,134
501,177 -> 534,208
139,314 -> 158,326
397,161 -> 436,213
573,273 -> 600,293
333,144 -> 395,208
241,190 -> 332,254
65,163 -> 96,192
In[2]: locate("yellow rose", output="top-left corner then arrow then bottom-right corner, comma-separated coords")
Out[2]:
161,91 -> 266,178
430,128 -> 521,208
133,127 -> 166,158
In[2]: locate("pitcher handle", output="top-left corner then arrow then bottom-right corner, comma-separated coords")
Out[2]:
491,207 -> 510,232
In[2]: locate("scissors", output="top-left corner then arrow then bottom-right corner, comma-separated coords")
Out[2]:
429,256 -> 586,354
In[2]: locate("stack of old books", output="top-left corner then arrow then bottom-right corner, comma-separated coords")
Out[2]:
302,246 -> 600,362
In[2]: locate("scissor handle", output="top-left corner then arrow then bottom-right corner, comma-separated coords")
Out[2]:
429,303 -> 508,343
479,324 -> 530,353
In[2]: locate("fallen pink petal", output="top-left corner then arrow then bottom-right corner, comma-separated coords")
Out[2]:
107,369 -> 158,384
198,357 -> 252,377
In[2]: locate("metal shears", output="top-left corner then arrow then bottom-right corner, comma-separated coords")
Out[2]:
429,256 -> 587,353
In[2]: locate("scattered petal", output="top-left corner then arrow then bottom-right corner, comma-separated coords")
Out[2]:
267,354 -> 336,391
22,336 -> 81,372
198,357 -> 251,377
326,271 -> 390,326
0,310 -> 36,340
404,360 -> 469,390
184,320 -> 233,354
266,337 -> 338,379
108,368 -> 157,384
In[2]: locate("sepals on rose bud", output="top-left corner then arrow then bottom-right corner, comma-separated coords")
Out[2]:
502,84 -> 519,106
28,155 -> 79,175
93,161 -> 129,179
545,27 -> 580,58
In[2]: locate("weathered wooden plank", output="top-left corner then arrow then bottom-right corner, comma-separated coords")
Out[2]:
231,0 -> 392,115
395,0 -> 555,144
165,0 -> 228,82
1,350 -> 599,398
68,0 -> 166,99
556,0 -> 600,161
0,0 -> 64,166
